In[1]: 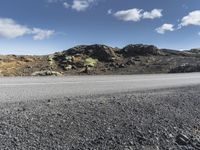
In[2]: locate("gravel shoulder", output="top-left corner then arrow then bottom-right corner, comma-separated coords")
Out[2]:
0,86 -> 200,150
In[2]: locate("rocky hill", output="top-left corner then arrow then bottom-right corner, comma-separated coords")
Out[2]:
1,44 -> 200,76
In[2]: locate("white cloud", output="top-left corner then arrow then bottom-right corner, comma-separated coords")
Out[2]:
63,2 -> 70,8
114,8 -> 143,22
179,10 -> 200,27
32,28 -> 55,40
72,0 -> 95,11
0,18 -> 30,39
113,8 -> 163,22
142,9 -> 163,19
198,32 -> 200,36
156,23 -> 174,34
0,18 -> 54,40
46,0 -> 96,12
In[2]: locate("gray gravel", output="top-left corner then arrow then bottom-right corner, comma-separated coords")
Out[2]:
0,86 -> 200,150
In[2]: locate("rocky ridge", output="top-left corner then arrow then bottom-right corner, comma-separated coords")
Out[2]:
1,44 -> 200,76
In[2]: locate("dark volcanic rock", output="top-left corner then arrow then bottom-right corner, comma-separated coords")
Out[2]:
187,48 -> 200,54
176,133 -> 189,145
63,44 -> 118,62
120,44 -> 164,57
3,43 -> 200,76
161,49 -> 187,56
169,64 -> 200,73
50,44 -> 200,75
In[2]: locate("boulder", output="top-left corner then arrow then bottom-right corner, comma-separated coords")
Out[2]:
63,44 -> 118,62
121,44 -> 164,57
64,65 -> 72,71
84,58 -> 98,67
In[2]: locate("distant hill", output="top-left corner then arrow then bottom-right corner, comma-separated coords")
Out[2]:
1,44 -> 200,76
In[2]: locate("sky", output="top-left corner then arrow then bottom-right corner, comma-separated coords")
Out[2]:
0,0 -> 200,54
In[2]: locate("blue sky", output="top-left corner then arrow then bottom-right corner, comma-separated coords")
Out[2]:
0,0 -> 200,54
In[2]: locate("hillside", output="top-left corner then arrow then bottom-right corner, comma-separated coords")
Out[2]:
1,44 -> 200,76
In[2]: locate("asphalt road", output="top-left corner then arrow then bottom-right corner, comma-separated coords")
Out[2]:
1,73 -> 200,102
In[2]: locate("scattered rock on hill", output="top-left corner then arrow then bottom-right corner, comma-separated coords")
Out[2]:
31,70 -> 62,76
2,44 -> 200,76
169,64 -> 200,73
187,48 -> 200,54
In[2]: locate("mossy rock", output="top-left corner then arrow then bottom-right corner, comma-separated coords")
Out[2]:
84,58 -> 98,67
48,55 -> 55,61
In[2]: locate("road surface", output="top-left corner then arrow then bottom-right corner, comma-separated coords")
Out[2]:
0,73 -> 200,102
